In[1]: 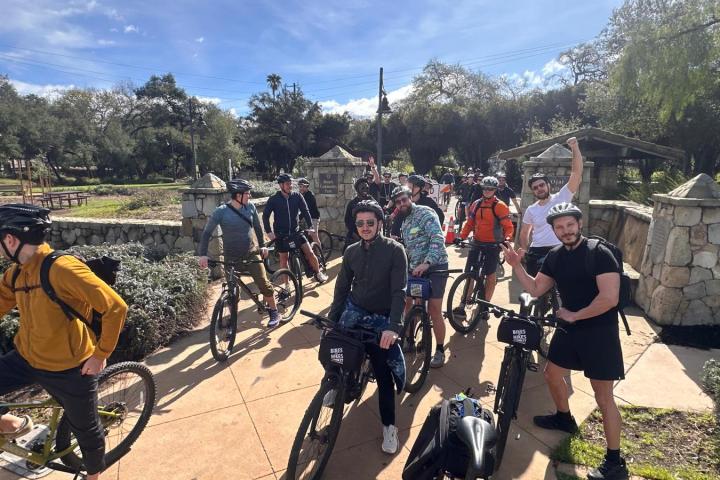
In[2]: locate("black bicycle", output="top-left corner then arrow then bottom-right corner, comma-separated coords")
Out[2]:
207,258 -> 300,361
518,250 -> 561,358
316,229 -> 350,262
446,241 -> 505,334
480,300 -> 564,471
263,234 -> 326,297
403,269 -> 462,393
286,311 -> 378,480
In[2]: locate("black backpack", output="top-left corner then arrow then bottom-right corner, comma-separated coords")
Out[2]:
402,393 -> 495,480
11,251 -> 122,339
546,236 -> 632,335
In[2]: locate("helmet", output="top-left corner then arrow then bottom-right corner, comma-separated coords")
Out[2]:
227,178 -> 253,194
0,204 -> 52,233
390,185 -> 411,201
354,177 -> 370,191
546,202 -> 583,225
407,175 -> 426,188
496,172 -> 506,178
480,176 -> 499,188
528,172 -> 549,188
352,200 -> 384,221
276,173 -> 292,183
297,178 -> 310,186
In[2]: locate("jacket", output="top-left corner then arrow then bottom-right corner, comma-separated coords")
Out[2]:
262,191 -> 312,236
460,196 -> 514,243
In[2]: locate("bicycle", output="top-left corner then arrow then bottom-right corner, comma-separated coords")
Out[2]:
263,233 -> 326,297
286,310 -> 378,480
207,258 -> 300,361
479,300 -> 564,472
316,229 -> 349,262
446,241 -> 505,334
0,361 -> 156,479
518,250 -> 561,358
402,269 -> 462,394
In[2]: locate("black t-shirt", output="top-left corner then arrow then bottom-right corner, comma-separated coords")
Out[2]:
540,238 -> 620,327
368,183 -> 380,202
495,186 -> 516,206
377,181 -> 397,204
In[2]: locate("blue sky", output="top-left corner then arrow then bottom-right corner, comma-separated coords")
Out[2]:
1,0 -> 623,116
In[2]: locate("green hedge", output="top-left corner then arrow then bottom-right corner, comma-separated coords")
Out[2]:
0,243 -> 208,362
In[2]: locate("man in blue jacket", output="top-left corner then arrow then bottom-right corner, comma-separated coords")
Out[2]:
263,174 -> 327,283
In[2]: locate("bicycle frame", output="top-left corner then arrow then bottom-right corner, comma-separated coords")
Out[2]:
216,262 -> 270,313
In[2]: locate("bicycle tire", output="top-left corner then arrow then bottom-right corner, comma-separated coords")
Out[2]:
292,255 -> 304,297
446,272 -> 486,334
57,362 -> 157,471
209,292 -> 237,361
317,229 -> 334,261
403,307 -> 432,394
286,376 -> 345,480
263,239 -> 282,274
312,242 -> 327,273
493,348 -> 524,472
534,301 -> 553,359
271,268 -> 301,322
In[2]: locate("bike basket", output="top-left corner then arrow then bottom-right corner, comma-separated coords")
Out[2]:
318,330 -> 365,373
496,317 -> 543,350
407,277 -> 432,300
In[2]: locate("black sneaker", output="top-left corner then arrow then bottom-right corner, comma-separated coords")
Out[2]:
587,457 -> 629,480
532,412 -> 578,434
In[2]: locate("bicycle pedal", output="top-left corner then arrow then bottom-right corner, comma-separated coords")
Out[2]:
527,362 -> 539,372
486,384 -> 497,394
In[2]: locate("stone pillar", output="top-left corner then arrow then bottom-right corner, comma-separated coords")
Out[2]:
181,173 -> 228,278
637,174 -> 720,325
305,146 -> 366,236
519,144 -> 594,221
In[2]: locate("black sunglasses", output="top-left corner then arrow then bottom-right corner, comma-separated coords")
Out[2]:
355,220 -> 376,228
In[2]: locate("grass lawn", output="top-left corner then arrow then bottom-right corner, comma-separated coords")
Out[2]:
57,190 -> 182,220
553,406 -> 720,480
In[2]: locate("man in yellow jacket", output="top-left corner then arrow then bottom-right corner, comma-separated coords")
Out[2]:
0,204 -> 127,480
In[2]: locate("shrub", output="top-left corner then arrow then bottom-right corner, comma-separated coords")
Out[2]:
621,170 -> 688,206
0,243 -> 208,362
119,189 -> 179,211
702,359 -> 720,413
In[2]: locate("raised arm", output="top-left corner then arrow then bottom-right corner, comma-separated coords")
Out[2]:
566,136 -> 583,194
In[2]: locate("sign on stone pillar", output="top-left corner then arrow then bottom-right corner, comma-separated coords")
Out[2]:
305,146 -> 366,237
180,173 -> 228,278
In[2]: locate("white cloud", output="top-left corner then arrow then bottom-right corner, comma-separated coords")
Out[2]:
10,79 -> 75,98
229,108 -> 238,117
44,28 -> 95,48
542,58 -> 567,76
195,36 -> 204,43
123,24 -> 139,34
97,39 -> 116,46
197,96 -> 221,105
319,84 -> 413,118
503,57 -> 569,92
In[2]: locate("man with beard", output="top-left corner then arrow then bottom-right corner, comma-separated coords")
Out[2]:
501,203 -> 627,480
519,137 -> 583,276
344,177 -> 374,247
389,175 -> 445,238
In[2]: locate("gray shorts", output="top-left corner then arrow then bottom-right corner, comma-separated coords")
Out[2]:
427,262 -> 449,300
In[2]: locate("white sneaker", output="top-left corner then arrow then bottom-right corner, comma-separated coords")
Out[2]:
382,425 -> 398,454
315,271 -> 329,283
322,389 -> 336,407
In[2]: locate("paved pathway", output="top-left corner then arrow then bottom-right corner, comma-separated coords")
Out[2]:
1,236 -> 716,480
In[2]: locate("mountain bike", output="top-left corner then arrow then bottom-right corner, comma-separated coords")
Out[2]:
0,362 -> 156,479
316,229 -> 350,262
403,269 -> 462,394
479,300 -> 564,471
208,258 -> 300,361
286,311 -> 378,480
263,234 -> 326,297
518,249 -> 561,358
446,241 -> 505,334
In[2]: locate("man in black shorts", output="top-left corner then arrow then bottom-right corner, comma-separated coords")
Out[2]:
502,202 -> 628,480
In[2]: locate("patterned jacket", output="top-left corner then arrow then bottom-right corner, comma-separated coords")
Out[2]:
399,204 -> 448,269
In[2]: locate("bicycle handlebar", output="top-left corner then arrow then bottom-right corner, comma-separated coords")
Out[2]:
477,300 -> 567,328
454,240 -> 509,249
207,258 -> 264,267
300,310 -> 379,343
408,268 -> 463,277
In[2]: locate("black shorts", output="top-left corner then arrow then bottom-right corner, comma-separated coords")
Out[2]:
275,232 -> 308,253
464,244 -> 500,276
548,320 -> 625,381
525,246 -> 554,277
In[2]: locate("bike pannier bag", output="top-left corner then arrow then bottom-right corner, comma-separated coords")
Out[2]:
318,329 -> 365,374
496,317 -> 543,350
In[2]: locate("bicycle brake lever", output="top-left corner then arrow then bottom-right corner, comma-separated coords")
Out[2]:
493,310 -> 502,319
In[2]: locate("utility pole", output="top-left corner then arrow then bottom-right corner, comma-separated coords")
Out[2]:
188,97 -> 198,181
376,68 -> 384,174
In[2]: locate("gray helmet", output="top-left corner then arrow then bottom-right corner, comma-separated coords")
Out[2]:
480,176 -> 499,188
297,178 -> 310,186
546,202 -> 583,225
528,172 -> 549,188
390,185 -> 411,201
227,178 -> 253,194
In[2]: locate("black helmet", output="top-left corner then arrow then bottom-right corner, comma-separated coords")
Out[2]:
546,202 -> 583,225
528,172 -> 549,188
0,204 -> 52,233
352,200 -> 384,221
297,177 -> 310,186
390,185 -> 411,201
227,178 -> 253,194
354,177 -> 370,191
276,173 -> 293,183
407,174 -> 426,188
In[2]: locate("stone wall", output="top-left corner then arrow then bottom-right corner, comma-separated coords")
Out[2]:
589,200 -> 651,273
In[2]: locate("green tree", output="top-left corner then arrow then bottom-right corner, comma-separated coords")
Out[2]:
266,73 -> 282,99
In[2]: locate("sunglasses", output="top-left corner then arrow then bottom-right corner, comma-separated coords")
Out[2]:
355,220 -> 376,228
531,183 -> 547,191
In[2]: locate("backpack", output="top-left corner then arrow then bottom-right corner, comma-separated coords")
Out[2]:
402,392 -> 495,480
468,197 -> 509,241
545,236 -> 632,335
11,251 -> 123,340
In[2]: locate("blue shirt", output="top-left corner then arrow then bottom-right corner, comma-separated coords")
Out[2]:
199,202 -> 264,258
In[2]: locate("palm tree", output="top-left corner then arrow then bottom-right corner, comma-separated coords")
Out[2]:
266,73 -> 282,98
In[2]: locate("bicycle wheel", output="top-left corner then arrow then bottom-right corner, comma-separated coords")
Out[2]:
209,291 -> 237,362
57,362 -> 157,471
403,307 -> 432,394
534,301 -> 553,359
311,242 -> 327,273
446,272 -> 486,334
262,239 -> 282,274
317,230 -> 334,261
292,255 -> 305,297
271,268 -> 301,321
493,348 -> 524,472
286,376 -> 346,480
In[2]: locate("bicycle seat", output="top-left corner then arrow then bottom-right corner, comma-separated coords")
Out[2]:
456,416 -> 496,473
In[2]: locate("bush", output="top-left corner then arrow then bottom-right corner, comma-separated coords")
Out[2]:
621,170 -> 688,206
0,243 -> 208,362
91,185 -> 133,196
119,190 -> 179,211
702,359 -> 720,411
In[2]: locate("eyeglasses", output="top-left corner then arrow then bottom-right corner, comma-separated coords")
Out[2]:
355,220 -> 376,228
